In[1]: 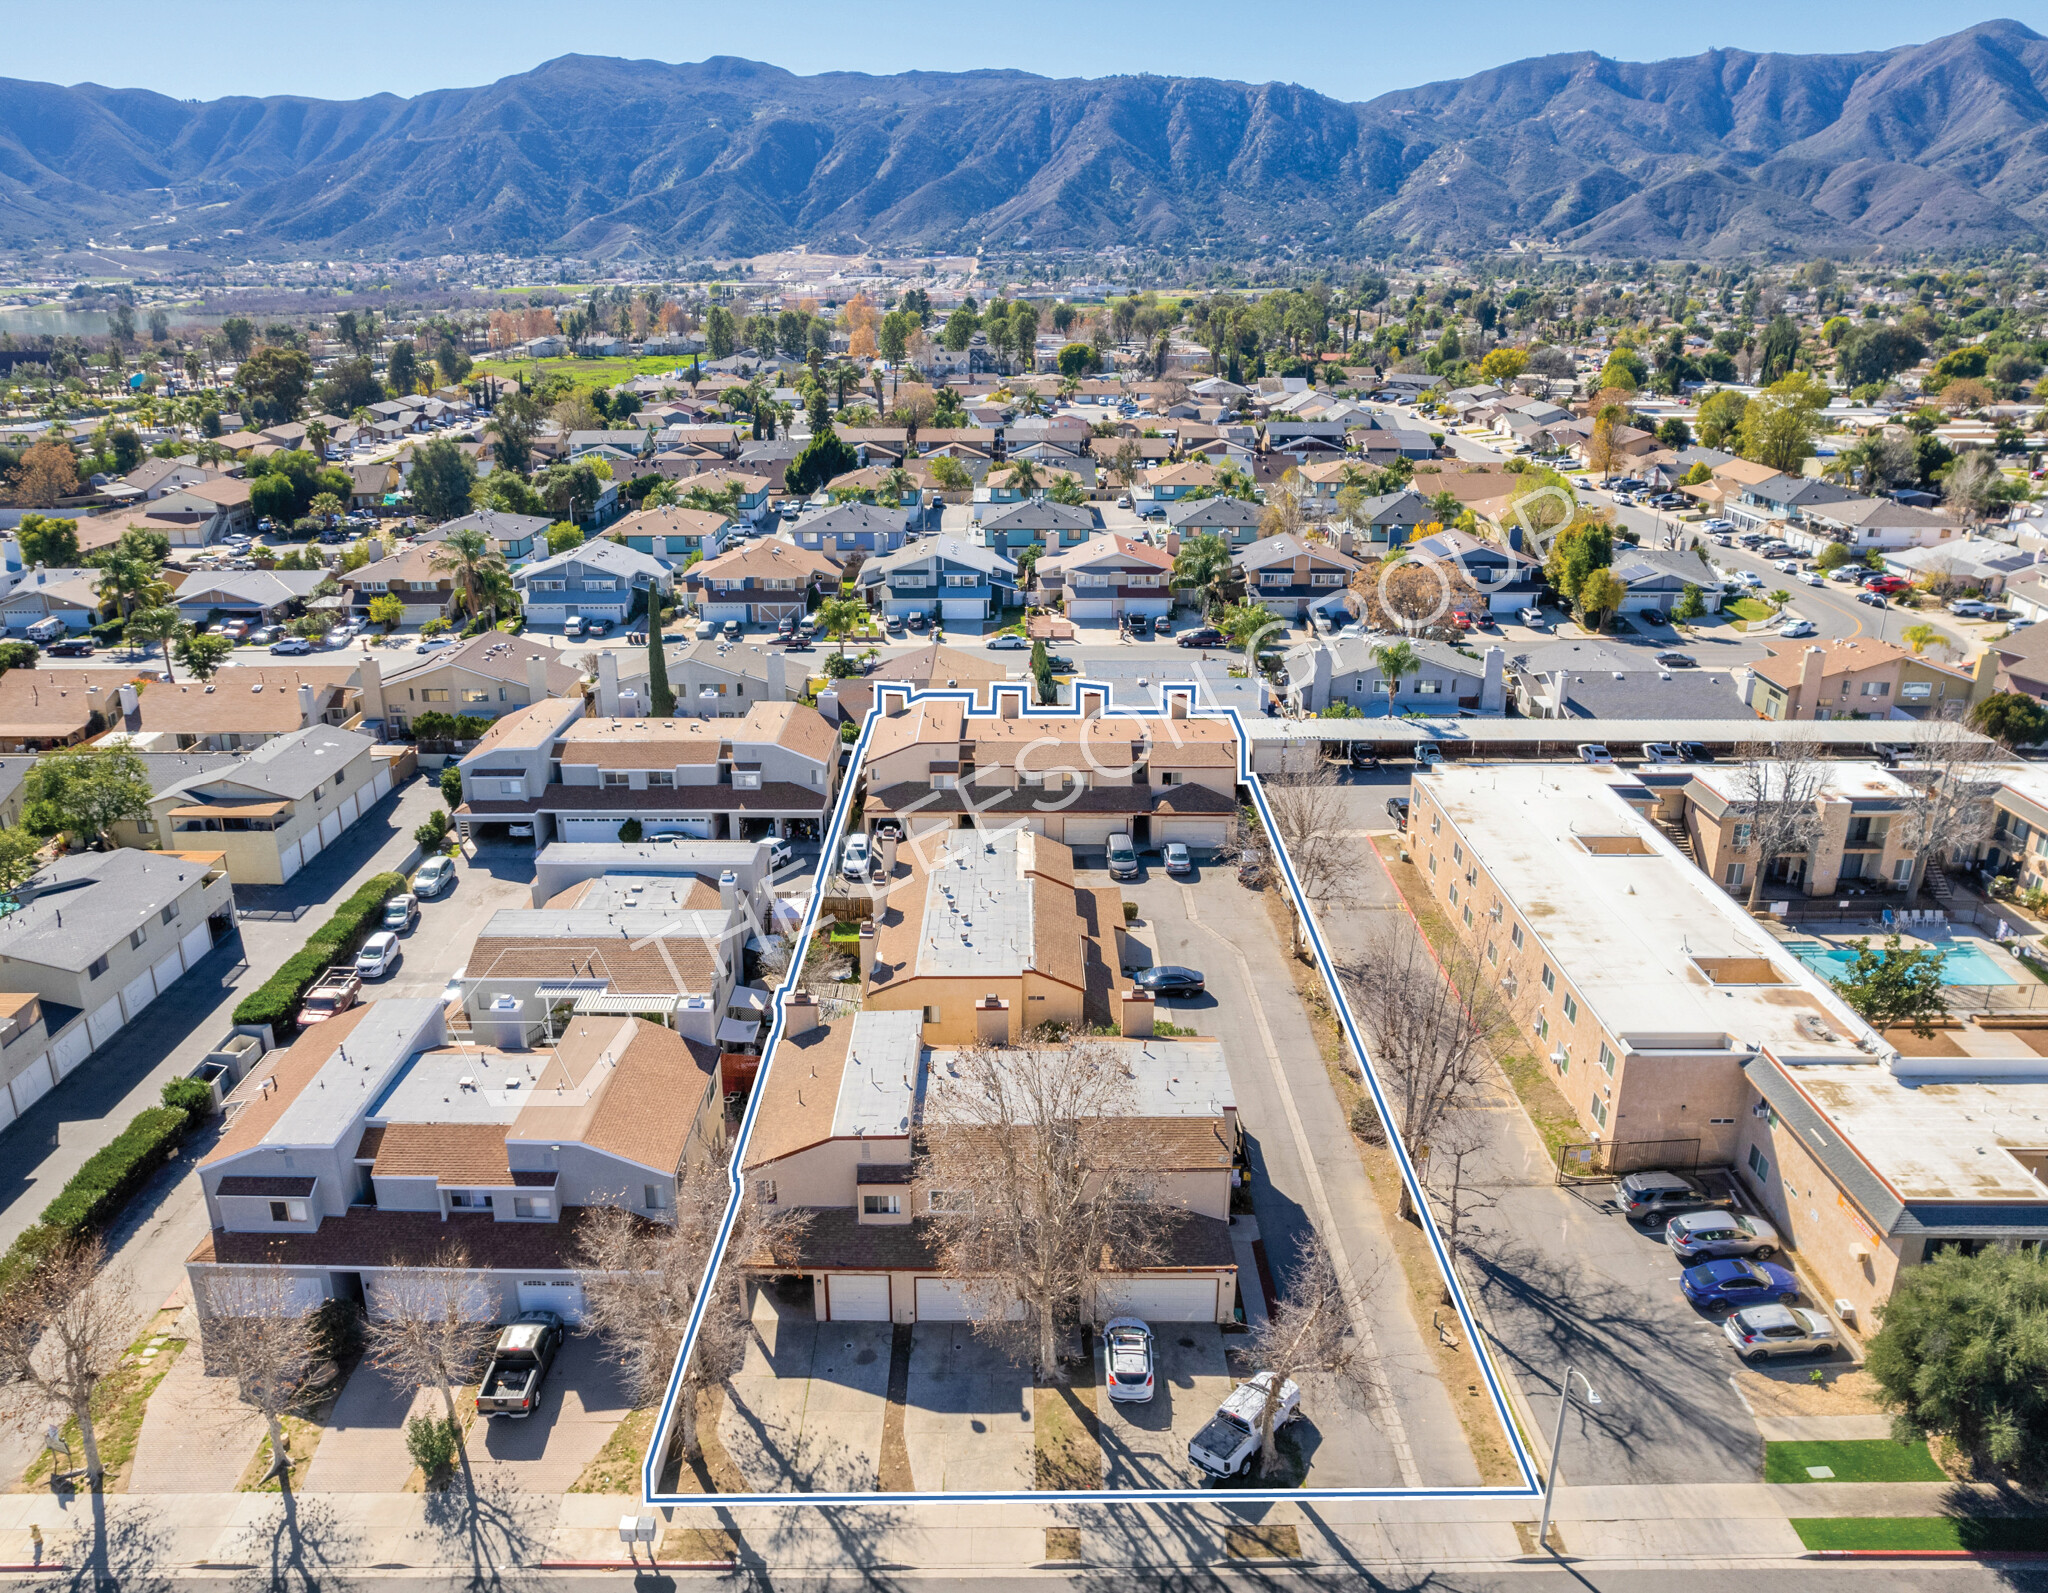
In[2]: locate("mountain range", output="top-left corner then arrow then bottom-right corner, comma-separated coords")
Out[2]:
7,21 -> 2048,262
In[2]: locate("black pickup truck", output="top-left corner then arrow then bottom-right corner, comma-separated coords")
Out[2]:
474,1311 -> 565,1418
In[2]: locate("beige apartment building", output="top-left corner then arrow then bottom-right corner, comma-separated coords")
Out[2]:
1662,760 -> 1921,899
1739,638 -> 1992,722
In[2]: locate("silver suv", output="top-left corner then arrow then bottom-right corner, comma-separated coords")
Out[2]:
1723,1303 -> 1836,1362
1666,1211 -> 1780,1262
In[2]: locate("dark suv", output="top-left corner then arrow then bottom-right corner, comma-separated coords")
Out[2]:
1616,1170 -> 1734,1226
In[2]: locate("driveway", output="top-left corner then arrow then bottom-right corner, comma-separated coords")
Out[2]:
376,840 -> 536,1002
472,1332 -> 632,1494
0,771 -> 436,1255
300,1357 -> 436,1494
721,1290 -> 889,1493
1094,1324 -> 1230,1489
125,1342 -> 265,1493
903,1323 -> 1032,1493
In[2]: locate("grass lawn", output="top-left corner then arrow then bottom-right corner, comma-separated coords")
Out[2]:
1033,1373 -> 1101,1490
473,354 -> 712,396
1766,1439 -> 1945,1484
1729,597 -> 1776,625
1793,1517 -> 2048,1553
20,1318 -> 184,1492
572,1407 -> 657,1494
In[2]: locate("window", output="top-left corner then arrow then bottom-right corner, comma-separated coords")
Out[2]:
1447,883 -> 1459,906
862,1193 -> 902,1215
646,770 -> 673,787
1417,679 -> 1443,694
160,902 -> 179,925
1486,942 -> 1497,965
754,1178 -> 778,1205
1452,844 -> 1463,865
603,770 -> 630,787
643,1183 -> 670,1211
1462,904 -> 1474,928
944,574 -> 977,588
129,926 -> 147,951
87,955 -> 109,980
1733,822 -> 1752,850
1541,964 -> 1555,993
1536,1012 -> 1550,1041
1428,853 -> 1437,875
1599,1042 -> 1616,1076
422,688 -> 449,703
1510,923 -> 1523,950
922,1005 -> 939,1023
531,578 -> 566,592
1747,1145 -> 1770,1181
584,578 -> 618,592
512,1195 -> 552,1218
1590,1095 -> 1609,1128
1562,993 -> 1578,1024
1555,1043 -> 1569,1073
1725,862 -> 1747,886
1312,572 -> 1343,586
463,689 -> 491,703
1431,812 -> 1441,835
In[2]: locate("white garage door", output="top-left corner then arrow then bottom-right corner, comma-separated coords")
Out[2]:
560,816 -> 624,842
279,838 -> 302,881
366,1273 -> 495,1322
1157,819 -> 1230,851
646,818 -> 714,839
371,769 -> 392,801
53,1024 -> 90,1077
1066,597 -> 1114,620
121,971 -> 157,1022
940,597 -> 984,621
1063,817 -> 1122,849
515,1277 -> 586,1325
151,949 -> 184,997
9,1056 -> 52,1113
300,826 -> 323,863
180,924 -> 211,967
826,1274 -> 891,1321
341,792 -> 361,828
1098,1276 -> 1222,1323
319,811 -> 343,847
86,1001 -> 123,1050
914,1278 -> 1024,1322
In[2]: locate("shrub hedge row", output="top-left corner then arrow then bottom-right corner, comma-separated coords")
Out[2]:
232,870 -> 408,1037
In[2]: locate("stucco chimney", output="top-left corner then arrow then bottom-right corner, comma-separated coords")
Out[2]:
1079,686 -> 1107,718
1120,988 -> 1155,1038
782,991 -> 820,1038
297,682 -> 316,727
767,649 -> 788,701
975,994 -> 1011,1044
857,919 -> 877,989
877,834 -> 899,878
1480,646 -> 1505,714
1165,530 -> 1180,556
719,870 -> 738,910
597,650 -> 620,716
1168,692 -> 1188,721
358,654 -> 385,722
526,653 -> 551,705
1798,645 -> 1827,717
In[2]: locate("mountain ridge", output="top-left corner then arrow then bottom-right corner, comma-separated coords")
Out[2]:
5,22 -> 2048,260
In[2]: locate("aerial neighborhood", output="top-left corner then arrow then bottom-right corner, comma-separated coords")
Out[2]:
10,13 -> 2048,1583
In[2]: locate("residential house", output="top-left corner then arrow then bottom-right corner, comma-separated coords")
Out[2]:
514,540 -> 671,628
859,537 -> 1016,625
616,639 -> 809,722
971,500 -> 1095,560
1233,534 -> 1360,620
680,541 -> 836,627
360,638 -> 584,738
1400,527 -> 1545,614
1722,470 -> 1857,534
0,568 -> 103,637
565,429 -> 656,461
665,469 -> 774,523
1989,623 -> 2048,702
612,505 -> 734,569
1739,639 -> 1993,722
1037,533 -> 1174,621
172,570 -> 326,628
346,461 -> 403,511
1610,546 -> 1726,615
1281,635 -> 1502,716
1507,640 -> 1747,719
1793,496 -> 1958,554
1135,461 -> 1218,505
340,545 -> 458,626
0,666 -> 355,753
420,510 -> 552,564
789,503 -> 911,563
1883,539 -> 2038,596
819,643 -> 1011,727
1164,497 -> 1263,547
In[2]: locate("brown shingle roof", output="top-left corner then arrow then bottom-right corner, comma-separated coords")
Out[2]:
205,1006 -> 376,1164
372,1123 -> 513,1186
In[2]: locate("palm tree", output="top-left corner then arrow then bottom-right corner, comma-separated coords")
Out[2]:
1902,622 -> 1945,657
1171,531 -> 1235,616
819,595 -> 868,657
877,467 -> 915,507
126,606 -> 185,681
1370,639 -> 1420,717
305,419 -> 330,458
1005,458 -> 1043,495
429,527 -> 508,625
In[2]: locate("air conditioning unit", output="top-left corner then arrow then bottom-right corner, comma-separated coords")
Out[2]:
1752,1102 -> 1771,1118
1490,904 -> 1503,920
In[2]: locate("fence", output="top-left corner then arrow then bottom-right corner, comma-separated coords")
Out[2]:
1556,1137 -> 1703,1184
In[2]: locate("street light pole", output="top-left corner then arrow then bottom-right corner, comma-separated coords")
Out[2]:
1536,1365 -> 1601,1555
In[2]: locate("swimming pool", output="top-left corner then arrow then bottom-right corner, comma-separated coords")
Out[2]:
1783,939 -> 2015,987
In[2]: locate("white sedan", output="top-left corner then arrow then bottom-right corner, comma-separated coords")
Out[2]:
1802,572 -> 1825,587
985,634 -> 1030,650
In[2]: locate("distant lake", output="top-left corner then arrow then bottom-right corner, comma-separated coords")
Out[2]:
0,305 -> 232,339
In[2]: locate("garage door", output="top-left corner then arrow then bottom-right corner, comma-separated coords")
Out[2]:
560,816 -> 624,842
940,597 -> 983,621
341,792 -> 361,827
1098,1276 -> 1222,1323
1157,819 -> 1230,851
121,971 -> 157,1022
914,1278 -> 1024,1322
8,1056 -> 52,1113
279,838 -> 302,881
53,1024 -> 90,1077
151,949 -> 184,997
181,924 -> 211,967
366,1273 -> 494,1322
1062,817 -> 1122,849
85,1001 -> 123,1051
371,769 -> 392,802
300,826 -> 323,864
646,818 -> 714,839
826,1274 -> 891,1321
515,1277 -> 586,1325
319,811 -> 343,847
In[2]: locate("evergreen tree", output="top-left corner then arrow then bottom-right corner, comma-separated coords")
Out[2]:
647,630 -> 675,718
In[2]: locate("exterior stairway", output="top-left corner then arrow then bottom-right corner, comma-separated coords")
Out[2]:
1654,815 -> 1697,863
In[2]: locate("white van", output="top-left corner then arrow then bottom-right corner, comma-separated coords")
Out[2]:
25,617 -> 65,644
563,615 -> 584,639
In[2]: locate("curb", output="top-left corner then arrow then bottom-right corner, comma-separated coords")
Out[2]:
537,1561 -> 737,1572
1806,1549 -> 2048,1561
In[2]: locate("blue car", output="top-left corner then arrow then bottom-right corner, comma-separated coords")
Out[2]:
1681,1257 -> 1799,1312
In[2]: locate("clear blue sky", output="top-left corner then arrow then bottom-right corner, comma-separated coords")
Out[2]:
11,2 -> 2048,102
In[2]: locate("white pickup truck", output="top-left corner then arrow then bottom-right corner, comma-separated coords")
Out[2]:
1187,1371 -> 1301,1480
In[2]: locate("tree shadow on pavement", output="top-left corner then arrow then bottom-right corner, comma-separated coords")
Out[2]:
32,1491 -> 178,1593
418,1456 -> 551,1593
222,1478 -> 365,1593
722,1497 -> 911,1591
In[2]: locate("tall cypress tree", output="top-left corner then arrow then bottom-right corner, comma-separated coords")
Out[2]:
647,629 -> 675,718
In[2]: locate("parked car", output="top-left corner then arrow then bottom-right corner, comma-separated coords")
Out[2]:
884,614 -> 907,634
768,839 -> 794,871
1178,627 -> 1228,648
1802,572 -> 1826,587
1163,842 -> 1192,875
1857,591 -> 1889,609
1701,518 -> 1733,533
1641,743 -> 1682,765
1103,1318 -> 1156,1404
906,612 -> 928,632
1414,743 -> 1443,768
1678,742 -> 1716,764
1132,964 -> 1205,997
1666,1211 -> 1780,1262
1189,1372 -> 1301,1480
1517,606 -> 1545,625
1655,651 -> 1697,668
475,1312 -> 565,1418
986,633 -> 1030,650
270,636 -> 313,655
841,833 -> 872,882
1774,559 -> 1800,574
1385,797 -> 1410,830
47,639 -> 94,657
871,818 -> 904,842
413,856 -> 456,898
414,635 -> 453,653
1152,614 -> 1173,636
1949,598 -> 1995,618
1576,744 -> 1612,763
1722,1303 -> 1838,1363
1864,574 -> 1911,595
1107,833 -> 1140,881
297,972 -> 362,1027
1616,1170 -> 1733,1225
1681,1257 -> 1801,1312
355,931 -> 401,980
381,893 -> 419,934
722,619 -> 742,640
1777,619 -> 1818,638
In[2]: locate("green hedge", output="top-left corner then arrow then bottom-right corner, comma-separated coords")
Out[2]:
232,870 -> 407,1037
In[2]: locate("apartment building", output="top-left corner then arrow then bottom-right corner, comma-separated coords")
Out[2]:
858,694 -> 1241,854
1739,639 -> 1993,722
1660,760 -> 1921,899
187,999 -> 726,1324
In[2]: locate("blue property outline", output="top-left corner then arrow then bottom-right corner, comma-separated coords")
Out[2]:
645,680 -> 1542,1505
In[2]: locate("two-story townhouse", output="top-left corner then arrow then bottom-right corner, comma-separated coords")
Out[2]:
1233,534 -> 1360,621
361,638 -> 583,738
971,500 -> 1095,561
1037,533 -> 1174,621
1163,496 -> 1263,548
657,469 -> 775,523
451,696 -> 586,844
0,666 -> 356,753
788,503 -> 911,564
340,545 -> 458,626
612,504 -> 734,569
514,539 -> 671,628
614,638 -> 807,722
172,570 -> 326,628
858,694 -> 1241,854
859,536 -> 1016,625
1135,461 -> 1218,505
739,1000 -> 1239,1324
1724,470 -> 1857,535
185,1001 -> 726,1326
110,724 -> 386,885
420,510 -> 552,564
1739,639 -> 1993,722
1282,635 -> 1504,716
680,541 -> 837,627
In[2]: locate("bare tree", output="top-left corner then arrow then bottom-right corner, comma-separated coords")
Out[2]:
0,1236 -> 135,1487
915,1033 -> 1165,1378
1260,764 -> 1353,955
1731,740 -> 1832,909
578,1147 -> 810,1465
194,1269 -> 330,1484
1893,718 -> 2002,896
1241,1233 -> 1384,1475
363,1245 -> 494,1478
1421,1110 -> 1498,1274
1337,918 -> 1506,1218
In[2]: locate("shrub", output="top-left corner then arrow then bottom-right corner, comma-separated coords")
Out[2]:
618,817 -> 644,843
311,1298 -> 365,1365
38,1107 -> 187,1234
414,810 -> 452,850
405,1414 -> 459,1477
438,767 -> 464,807
232,871 -> 407,1036
1348,1097 -> 1387,1145
160,1075 -> 214,1125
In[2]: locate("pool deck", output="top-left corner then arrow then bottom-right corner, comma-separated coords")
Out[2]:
1762,918 -> 2037,987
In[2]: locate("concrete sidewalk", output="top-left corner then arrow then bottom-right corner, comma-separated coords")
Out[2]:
0,1480 -> 2016,1575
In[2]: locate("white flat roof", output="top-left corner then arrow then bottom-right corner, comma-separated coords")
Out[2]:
832,1009 -> 923,1139
1426,763 -> 1876,1059
915,831 -> 1034,978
